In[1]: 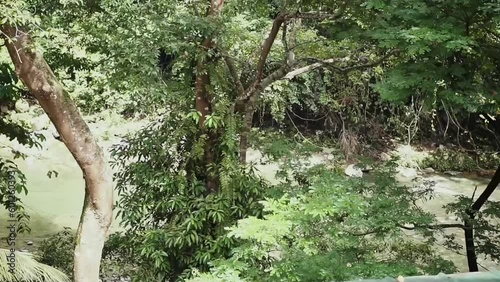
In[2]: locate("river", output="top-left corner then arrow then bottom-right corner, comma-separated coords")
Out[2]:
0,117 -> 497,272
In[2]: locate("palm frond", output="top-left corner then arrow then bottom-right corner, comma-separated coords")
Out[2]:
0,249 -> 70,282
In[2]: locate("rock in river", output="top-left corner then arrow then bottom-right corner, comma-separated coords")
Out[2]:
345,164 -> 363,178
15,99 -> 30,113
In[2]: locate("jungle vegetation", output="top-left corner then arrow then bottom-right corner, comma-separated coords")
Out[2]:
1,0 -> 500,281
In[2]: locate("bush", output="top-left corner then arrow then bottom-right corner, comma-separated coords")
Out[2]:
37,228 -> 75,276
110,114 -> 269,281
37,229 -> 134,280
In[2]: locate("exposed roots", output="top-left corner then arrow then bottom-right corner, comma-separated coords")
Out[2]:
340,128 -> 359,161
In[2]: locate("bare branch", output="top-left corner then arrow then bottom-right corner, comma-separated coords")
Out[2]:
397,223 -> 466,230
236,4 -> 347,103
235,14 -> 287,105
236,16 -> 299,103
284,58 -> 342,79
260,64 -> 291,90
341,49 -> 400,72
345,229 -> 382,236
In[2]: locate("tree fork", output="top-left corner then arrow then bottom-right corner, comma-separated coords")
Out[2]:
464,164 -> 500,272
2,24 -> 113,282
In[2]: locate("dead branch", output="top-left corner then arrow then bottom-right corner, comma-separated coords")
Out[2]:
284,58 -> 342,79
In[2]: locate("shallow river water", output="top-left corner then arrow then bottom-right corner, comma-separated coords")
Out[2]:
0,119 -> 498,272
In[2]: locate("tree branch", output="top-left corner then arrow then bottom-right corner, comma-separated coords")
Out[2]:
285,18 -> 299,65
260,64 -> 291,90
397,223 -> 466,230
2,23 -> 113,282
345,229 -> 383,236
284,58 -> 342,79
254,15 -> 286,84
284,49 -> 399,80
223,55 -> 245,96
341,49 -> 400,72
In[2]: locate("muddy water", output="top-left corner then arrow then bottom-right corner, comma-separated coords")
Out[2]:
397,174 -> 499,272
248,149 -> 499,271
0,120 -> 497,272
0,118 -> 141,251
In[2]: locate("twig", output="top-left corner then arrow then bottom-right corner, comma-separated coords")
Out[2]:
289,108 -> 327,121
285,110 -> 322,148
471,186 -> 478,202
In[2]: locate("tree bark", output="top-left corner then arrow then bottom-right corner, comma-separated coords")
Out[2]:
2,24 -> 113,282
238,94 -> 258,163
463,215 -> 478,272
195,0 -> 225,192
195,0 -> 224,126
236,17 -> 299,163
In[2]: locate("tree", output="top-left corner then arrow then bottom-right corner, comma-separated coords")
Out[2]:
107,1 -> 418,280
2,0 -> 497,280
1,4 -> 113,281
366,0 -> 500,146
444,164 -> 500,272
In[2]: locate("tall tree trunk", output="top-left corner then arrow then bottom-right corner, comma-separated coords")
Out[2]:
195,0 -> 224,126
2,25 -> 113,282
195,0 -> 225,193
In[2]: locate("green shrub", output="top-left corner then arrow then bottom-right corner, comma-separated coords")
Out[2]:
37,228 -> 75,276
187,162 -> 459,282
37,229 -> 134,279
110,114 -> 269,281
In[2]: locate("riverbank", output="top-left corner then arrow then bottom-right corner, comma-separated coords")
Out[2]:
0,109 -> 498,273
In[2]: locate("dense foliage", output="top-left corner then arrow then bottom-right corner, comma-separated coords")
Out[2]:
186,162 -> 458,282
1,0 -> 500,281
110,112 -> 268,281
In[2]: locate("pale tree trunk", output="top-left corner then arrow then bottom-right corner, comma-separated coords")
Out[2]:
1,25 -> 113,282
